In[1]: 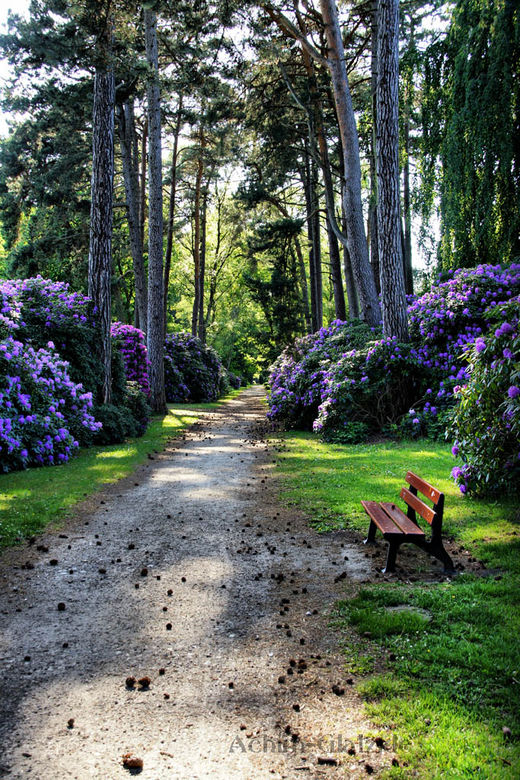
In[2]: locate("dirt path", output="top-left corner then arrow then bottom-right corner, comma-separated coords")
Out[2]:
0,387 -> 396,779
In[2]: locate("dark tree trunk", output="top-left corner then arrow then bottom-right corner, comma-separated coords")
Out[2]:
144,7 -> 166,413
88,58 -> 115,405
369,0 -> 381,295
376,0 -> 409,340
139,122 -> 147,257
198,188 -> 208,343
117,99 -> 147,334
341,201 -> 360,319
403,112 -> 413,295
191,133 -> 204,337
164,94 -> 183,331
302,150 -> 319,331
319,0 -> 381,327
310,158 -> 322,329
325,216 -> 347,320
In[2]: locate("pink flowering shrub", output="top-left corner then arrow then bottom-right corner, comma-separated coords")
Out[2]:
449,297 -> 519,496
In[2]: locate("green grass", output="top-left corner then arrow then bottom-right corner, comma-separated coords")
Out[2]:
0,390 -> 241,548
274,430 -> 520,778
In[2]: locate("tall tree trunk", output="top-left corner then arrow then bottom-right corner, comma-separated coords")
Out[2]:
376,0 -> 409,340
403,110 -> 413,295
117,99 -> 147,334
88,52 -> 115,405
319,0 -> 381,327
144,7 -> 166,413
341,201 -> 360,319
369,0 -> 381,294
297,44 -> 346,322
139,122 -> 147,257
325,217 -> 347,320
302,151 -> 319,332
164,94 -> 184,331
198,187 -> 208,343
191,134 -> 204,337
310,157 -> 322,329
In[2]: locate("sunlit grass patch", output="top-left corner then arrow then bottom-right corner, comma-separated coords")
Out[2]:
273,430 -> 520,777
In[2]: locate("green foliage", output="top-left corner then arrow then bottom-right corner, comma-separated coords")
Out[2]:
450,298 -> 520,496
420,0 -> 520,268
244,218 -> 307,364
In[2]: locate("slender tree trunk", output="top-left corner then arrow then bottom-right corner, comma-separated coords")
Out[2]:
198,187 -> 208,343
341,201 -> 360,319
88,54 -> 115,405
302,151 -> 319,331
320,0 -> 381,327
164,94 -> 183,331
403,111 -> 413,295
117,99 -> 148,334
376,0 -> 409,340
144,7 -> 166,412
369,0 -> 381,295
325,217 -> 346,320
310,157 -> 322,329
139,122 -> 147,256
191,134 -> 204,337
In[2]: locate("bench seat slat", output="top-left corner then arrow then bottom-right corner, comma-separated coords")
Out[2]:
380,503 -> 425,536
361,500 -> 404,536
400,487 -> 436,525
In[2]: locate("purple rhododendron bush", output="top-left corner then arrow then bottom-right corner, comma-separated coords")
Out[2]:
111,322 -> 150,397
267,264 -> 520,495
0,277 -> 101,472
0,277 -> 152,473
450,297 -> 520,496
164,332 -> 233,403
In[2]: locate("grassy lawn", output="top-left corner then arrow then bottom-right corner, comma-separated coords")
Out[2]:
274,431 -> 520,778
0,390 -> 241,548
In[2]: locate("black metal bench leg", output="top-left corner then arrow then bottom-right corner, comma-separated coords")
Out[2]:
383,541 -> 399,574
431,541 -> 456,574
364,519 -> 378,545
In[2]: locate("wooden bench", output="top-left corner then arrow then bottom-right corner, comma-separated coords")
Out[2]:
362,471 -> 455,574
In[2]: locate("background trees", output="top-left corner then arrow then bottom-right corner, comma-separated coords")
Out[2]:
0,0 -> 518,382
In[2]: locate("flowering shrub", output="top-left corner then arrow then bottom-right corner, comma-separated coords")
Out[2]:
267,264 -> 520,449
111,322 -> 150,396
267,320 -> 374,429
449,298 -> 520,496
0,337 -> 101,472
164,332 -> 223,403
0,276 -> 153,472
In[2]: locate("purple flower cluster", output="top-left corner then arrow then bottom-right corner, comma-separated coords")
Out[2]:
111,322 -> 150,397
0,276 -> 102,473
0,336 -> 101,472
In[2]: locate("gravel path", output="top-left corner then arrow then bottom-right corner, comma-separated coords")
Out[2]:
0,387 -> 397,779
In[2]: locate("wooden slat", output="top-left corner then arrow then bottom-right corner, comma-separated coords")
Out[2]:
361,500 -> 404,536
406,471 -> 442,504
380,502 -> 426,536
400,487 -> 436,525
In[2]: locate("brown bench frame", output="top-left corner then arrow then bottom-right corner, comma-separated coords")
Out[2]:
362,471 -> 455,574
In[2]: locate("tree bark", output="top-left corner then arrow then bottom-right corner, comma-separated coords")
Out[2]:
164,94 -> 183,331
144,7 -> 166,413
341,200 -> 360,319
117,99 -> 148,334
319,0 -> 381,327
198,186 -> 208,343
88,54 -> 115,405
369,0 -> 381,295
191,131 -> 204,337
376,0 -> 409,340
403,109 -> 413,295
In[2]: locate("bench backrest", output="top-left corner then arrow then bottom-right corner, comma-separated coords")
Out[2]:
400,471 -> 444,537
